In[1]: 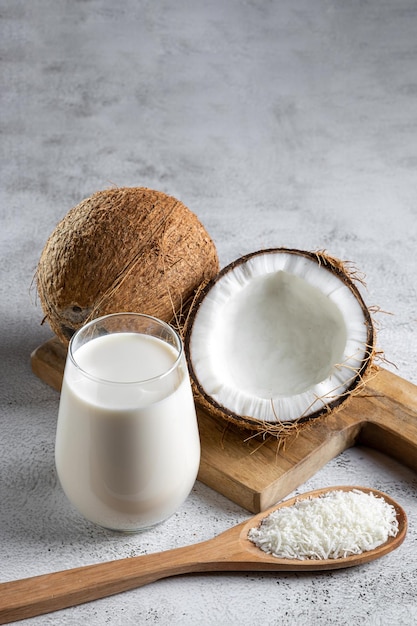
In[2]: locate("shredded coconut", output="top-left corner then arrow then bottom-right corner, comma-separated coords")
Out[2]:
248,489 -> 399,560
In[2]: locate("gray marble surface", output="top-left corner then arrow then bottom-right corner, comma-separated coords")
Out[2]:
1,1 -> 417,624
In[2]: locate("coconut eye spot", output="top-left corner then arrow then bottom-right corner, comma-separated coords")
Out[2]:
216,272 -> 347,397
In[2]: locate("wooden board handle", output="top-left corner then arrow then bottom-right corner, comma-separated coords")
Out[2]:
355,368 -> 417,471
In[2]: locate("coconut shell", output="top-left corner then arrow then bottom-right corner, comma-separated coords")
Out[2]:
184,248 -> 376,438
37,187 -> 219,343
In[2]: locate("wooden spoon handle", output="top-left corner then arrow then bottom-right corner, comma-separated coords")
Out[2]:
0,539 -> 228,624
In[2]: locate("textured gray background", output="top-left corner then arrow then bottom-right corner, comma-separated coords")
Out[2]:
1,1 -> 417,624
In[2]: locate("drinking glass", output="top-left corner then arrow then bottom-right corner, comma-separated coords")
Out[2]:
55,312 -> 201,532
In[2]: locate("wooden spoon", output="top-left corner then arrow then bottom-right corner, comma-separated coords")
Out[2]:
0,486 -> 407,624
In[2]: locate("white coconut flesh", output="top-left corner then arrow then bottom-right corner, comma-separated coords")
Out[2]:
188,251 -> 372,423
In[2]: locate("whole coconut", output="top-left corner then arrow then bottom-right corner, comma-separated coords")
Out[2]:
37,187 -> 219,343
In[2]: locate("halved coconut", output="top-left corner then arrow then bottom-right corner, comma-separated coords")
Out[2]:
184,248 -> 375,434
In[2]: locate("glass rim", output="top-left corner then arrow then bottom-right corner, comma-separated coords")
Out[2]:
68,312 -> 184,385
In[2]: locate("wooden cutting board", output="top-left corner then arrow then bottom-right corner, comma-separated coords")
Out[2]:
31,336 -> 417,513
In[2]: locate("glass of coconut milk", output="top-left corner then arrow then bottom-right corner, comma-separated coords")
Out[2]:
55,312 -> 201,532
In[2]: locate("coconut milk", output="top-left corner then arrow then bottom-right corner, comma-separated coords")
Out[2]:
55,332 -> 200,531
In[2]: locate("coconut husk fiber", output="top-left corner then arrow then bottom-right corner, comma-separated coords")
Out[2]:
37,187 -> 219,343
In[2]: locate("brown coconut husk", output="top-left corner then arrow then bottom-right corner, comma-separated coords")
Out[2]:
184,248 -> 377,443
37,187 -> 219,343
